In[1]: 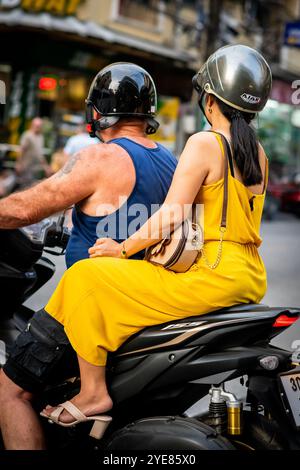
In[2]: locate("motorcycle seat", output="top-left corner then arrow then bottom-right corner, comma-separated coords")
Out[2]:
114,303 -> 295,358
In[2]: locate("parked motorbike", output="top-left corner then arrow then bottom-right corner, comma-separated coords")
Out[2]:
0,218 -> 300,450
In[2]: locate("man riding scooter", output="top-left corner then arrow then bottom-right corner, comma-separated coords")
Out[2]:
0,63 -> 177,449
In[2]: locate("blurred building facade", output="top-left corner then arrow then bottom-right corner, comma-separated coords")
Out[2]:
207,0 -> 300,177
0,0 -> 202,155
0,0 -> 300,173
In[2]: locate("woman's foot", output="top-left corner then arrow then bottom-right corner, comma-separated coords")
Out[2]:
42,392 -> 113,424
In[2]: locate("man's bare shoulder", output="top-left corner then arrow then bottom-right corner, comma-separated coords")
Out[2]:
56,142 -> 130,179
79,142 -> 105,159
60,143 -> 109,172
84,142 -> 134,173
79,142 -> 128,161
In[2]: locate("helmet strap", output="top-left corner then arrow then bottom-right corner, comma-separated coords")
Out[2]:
94,116 -> 120,131
86,98 -> 159,136
86,99 -> 121,137
92,116 -> 120,142
86,100 -> 97,137
145,117 -> 160,135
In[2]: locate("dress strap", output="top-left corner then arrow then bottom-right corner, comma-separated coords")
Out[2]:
208,131 -> 235,177
206,131 -> 230,230
200,131 -> 230,269
262,157 -> 269,193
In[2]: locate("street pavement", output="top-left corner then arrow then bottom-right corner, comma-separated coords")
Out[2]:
260,212 -> 300,308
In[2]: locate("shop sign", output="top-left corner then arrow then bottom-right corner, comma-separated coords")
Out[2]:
284,22 -> 300,48
0,0 -> 84,16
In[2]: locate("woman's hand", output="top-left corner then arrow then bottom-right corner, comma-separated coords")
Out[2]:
89,238 -> 122,258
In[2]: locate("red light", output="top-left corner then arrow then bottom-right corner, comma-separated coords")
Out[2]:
273,314 -> 299,327
290,192 -> 300,202
39,77 -> 57,91
86,124 -> 92,133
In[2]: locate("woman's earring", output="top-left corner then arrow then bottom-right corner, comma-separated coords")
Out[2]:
208,108 -> 212,114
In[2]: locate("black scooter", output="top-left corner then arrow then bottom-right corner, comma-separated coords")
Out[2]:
1,217 -> 300,450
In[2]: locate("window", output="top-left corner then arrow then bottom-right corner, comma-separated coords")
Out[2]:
115,0 -> 163,30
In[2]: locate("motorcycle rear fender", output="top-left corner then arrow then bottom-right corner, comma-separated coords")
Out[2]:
105,416 -> 235,451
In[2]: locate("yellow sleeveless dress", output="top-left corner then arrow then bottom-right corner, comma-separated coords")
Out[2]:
45,135 -> 268,366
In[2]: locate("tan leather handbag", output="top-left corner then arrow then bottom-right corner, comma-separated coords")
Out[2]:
144,132 -> 230,273
144,205 -> 203,273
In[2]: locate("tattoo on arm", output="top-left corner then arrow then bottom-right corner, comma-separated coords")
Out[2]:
55,151 -> 83,178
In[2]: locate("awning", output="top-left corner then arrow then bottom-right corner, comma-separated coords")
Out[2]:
0,9 -> 197,64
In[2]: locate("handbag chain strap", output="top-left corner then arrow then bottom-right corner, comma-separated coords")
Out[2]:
201,131 -> 231,269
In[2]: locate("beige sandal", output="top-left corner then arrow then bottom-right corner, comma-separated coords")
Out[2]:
40,400 -> 112,439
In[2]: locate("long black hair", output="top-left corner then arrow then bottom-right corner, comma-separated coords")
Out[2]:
216,97 -> 262,186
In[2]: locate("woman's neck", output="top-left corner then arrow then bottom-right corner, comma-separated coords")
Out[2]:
210,113 -> 231,136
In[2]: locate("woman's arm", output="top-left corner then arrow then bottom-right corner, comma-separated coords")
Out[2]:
89,133 -> 213,258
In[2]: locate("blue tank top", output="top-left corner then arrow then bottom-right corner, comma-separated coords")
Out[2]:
65,138 -> 177,268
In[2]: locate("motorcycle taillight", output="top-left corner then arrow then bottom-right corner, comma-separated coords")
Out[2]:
273,314 -> 299,327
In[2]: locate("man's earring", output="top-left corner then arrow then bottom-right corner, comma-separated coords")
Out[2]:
208,108 -> 212,114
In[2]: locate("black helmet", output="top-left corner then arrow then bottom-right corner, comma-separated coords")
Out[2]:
192,44 -> 272,113
86,62 -> 159,137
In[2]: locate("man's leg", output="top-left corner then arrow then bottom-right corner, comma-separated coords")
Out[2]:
0,309 -> 77,449
0,370 -> 45,450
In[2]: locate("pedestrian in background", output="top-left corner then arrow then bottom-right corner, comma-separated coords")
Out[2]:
63,122 -> 97,157
16,117 -> 52,188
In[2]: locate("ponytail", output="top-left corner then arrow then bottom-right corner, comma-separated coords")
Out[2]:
216,98 -> 262,186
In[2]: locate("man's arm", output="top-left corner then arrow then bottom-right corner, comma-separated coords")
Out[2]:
0,149 -> 100,229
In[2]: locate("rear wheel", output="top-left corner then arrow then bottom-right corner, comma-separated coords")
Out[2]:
105,416 -> 235,450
